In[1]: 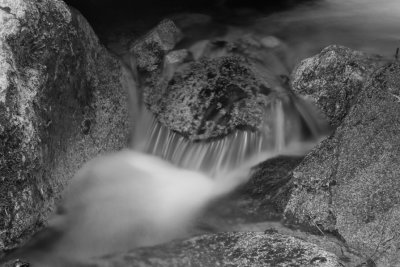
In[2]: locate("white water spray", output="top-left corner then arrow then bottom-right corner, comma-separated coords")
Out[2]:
49,150 -> 254,260
42,95 -> 323,265
133,100 -> 290,176
4,40 -> 329,267
47,144 -> 314,264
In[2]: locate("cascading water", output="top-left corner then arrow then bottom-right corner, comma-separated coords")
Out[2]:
3,60 -> 327,267
4,0 -> 400,266
133,100 -> 292,175
133,97 -> 327,176
35,64 -> 326,265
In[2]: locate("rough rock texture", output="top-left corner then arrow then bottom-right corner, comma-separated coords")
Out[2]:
162,49 -> 192,82
0,0 -> 129,252
145,56 -> 279,140
130,19 -> 183,72
243,156 -> 304,199
88,232 -> 342,267
199,155 -> 304,231
291,45 -> 384,127
141,31 -> 325,141
284,63 -> 400,266
198,35 -> 292,81
242,155 -> 304,212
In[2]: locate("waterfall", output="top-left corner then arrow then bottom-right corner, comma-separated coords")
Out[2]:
132,95 -> 327,176
132,100 -> 293,175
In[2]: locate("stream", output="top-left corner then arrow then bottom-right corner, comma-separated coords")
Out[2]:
3,0 -> 400,266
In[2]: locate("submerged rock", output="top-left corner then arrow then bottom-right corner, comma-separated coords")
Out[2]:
145,55 -> 279,141
88,232 -> 342,267
284,63 -> 400,266
0,0 -> 130,252
291,45 -> 384,127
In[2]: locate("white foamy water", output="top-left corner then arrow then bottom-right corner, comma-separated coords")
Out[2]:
6,145 -> 313,266
5,84 -> 325,266
133,102 -> 290,176
49,150 -> 263,260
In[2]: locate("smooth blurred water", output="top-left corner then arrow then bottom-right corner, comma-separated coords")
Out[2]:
250,0 -> 400,66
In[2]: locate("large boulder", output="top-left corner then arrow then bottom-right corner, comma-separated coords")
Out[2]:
145,55 -> 280,141
88,232 -> 342,267
291,45 -> 384,127
284,63 -> 400,266
0,0 -> 130,252
141,31 -> 326,142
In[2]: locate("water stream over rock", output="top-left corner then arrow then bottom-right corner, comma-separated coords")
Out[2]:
2,0 -> 400,266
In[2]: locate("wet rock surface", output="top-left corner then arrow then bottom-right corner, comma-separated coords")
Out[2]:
88,232 -> 342,267
130,19 -> 183,73
291,45 -> 384,127
138,25 -> 314,141
284,63 -> 400,266
0,0 -> 129,252
195,155 -> 304,233
145,55 -> 278,141
240,155 -> 304,213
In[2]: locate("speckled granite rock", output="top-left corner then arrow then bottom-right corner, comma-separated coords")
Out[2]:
0,0 -> 129,252
141,31 -> 326,141
88,232 -> 342,267
291,45 -> 384,127
129,19 -> 183,72
189,34 -> 291,82
145,56 -> 278,141
199,155 -> 304,230
241,155 -> 304,213
284,63 -> 400,266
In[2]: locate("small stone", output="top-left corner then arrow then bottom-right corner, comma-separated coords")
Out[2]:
130,19 -> 183,72
162,49 -> 192,81
165,49 -> 191,65
291,45 -> 384,127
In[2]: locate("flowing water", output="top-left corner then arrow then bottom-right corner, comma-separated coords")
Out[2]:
3,0 -> 400,266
